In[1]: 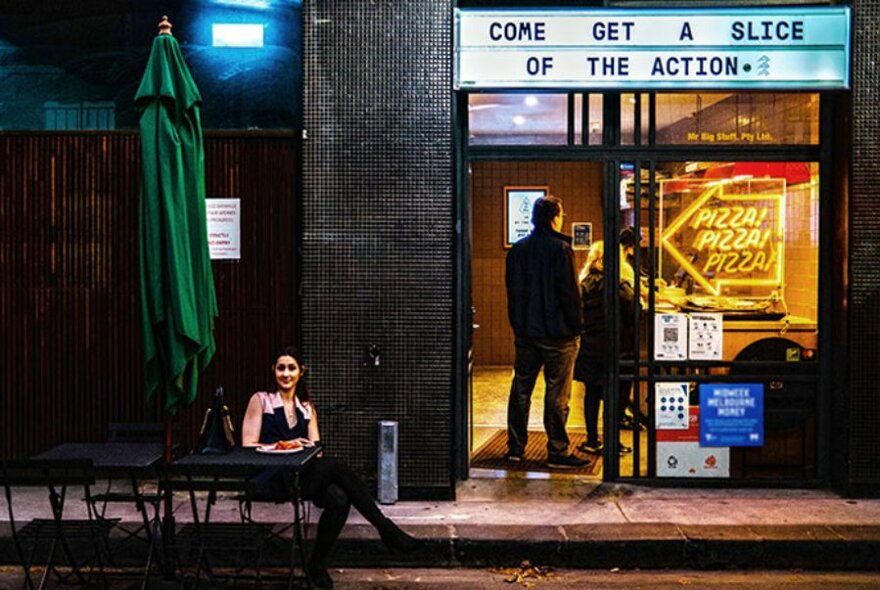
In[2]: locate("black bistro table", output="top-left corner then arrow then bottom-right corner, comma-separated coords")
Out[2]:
35,441 -> 164,479
32,442 -> 166,586
170,445 -> 320,588
34,441 -> 164,521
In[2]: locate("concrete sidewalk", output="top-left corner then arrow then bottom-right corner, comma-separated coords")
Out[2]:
2,475 -> 880,571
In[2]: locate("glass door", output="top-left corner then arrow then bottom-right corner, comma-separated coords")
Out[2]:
616,158 -> 820,481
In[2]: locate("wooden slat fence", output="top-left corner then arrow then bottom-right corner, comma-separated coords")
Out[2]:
0,132 -> 301,458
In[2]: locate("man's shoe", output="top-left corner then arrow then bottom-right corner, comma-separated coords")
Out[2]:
620,415 -> 647,431
578,440 -> 604,454
505,453 -> 523,463
546,453 -> 591,469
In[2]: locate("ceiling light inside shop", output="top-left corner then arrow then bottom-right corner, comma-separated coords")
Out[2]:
524,95 -> 539,107
512,115 -> 526,126
212,23 -> 265,47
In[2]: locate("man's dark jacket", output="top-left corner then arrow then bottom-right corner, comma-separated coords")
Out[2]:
505,227 -> 583,339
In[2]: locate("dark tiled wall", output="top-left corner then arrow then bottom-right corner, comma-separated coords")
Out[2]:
297,0 -> 878,494
302,1 -> 453,494
849,3 -> 880,487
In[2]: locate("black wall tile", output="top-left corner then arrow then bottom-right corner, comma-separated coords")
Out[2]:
302,1 -> 454,494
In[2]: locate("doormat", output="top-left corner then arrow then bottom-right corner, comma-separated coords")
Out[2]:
471,429 -> 601,475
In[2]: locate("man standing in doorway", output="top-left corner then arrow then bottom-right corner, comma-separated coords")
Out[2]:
505,196 -> 588,469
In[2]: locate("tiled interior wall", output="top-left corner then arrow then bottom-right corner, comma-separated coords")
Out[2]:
471,161 -> 604,365
784,174 -> 820,321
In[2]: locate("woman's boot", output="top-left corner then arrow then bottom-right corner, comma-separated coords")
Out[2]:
378,519 -> 423,553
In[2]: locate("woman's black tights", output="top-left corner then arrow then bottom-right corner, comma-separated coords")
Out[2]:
583,381 -> 634,443
583,381 -> 602,444
302,457 -> 416,567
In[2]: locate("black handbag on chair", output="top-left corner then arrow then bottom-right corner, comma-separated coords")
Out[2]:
197,387 -> 236,454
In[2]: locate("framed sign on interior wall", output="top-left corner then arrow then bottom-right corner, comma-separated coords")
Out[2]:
572,222 -> 592,250
504,186 -> 548,247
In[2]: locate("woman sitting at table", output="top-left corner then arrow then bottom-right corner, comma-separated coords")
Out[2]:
242,346 -> 421,589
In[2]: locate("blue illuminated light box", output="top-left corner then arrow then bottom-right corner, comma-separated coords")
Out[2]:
212,23 -> 265,48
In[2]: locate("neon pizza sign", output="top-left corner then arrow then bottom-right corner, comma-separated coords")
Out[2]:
660,179 -> 784,296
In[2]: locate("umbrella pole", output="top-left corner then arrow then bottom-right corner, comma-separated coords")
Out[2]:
160,389 -> 176,578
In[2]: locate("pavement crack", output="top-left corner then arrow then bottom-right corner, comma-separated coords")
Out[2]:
614,498 -> 631,522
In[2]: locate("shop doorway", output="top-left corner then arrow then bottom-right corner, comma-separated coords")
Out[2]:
457,90 -> 828,487
467,160 -> 610,477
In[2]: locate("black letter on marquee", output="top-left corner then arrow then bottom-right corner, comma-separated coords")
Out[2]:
679,22 -> 694,41
651,57 -> 665,76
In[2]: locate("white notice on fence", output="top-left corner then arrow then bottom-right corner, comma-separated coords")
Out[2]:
688,313 -> 723,360
206,198 -> 241,260
654,313 -> 688,360
655,382 -> 690,430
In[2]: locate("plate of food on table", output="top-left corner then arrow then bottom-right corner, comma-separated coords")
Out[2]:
257,439 -> 306,454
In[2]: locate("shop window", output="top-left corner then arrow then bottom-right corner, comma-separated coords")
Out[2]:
588,93 -> 603,145
637,161 -> 820,324
621,160 -> 821,363
468,93 -> 569,145
653,93 -> 818,145
620,93 -> 650,146
468,92 -> 605,146
572,93 -> 605,145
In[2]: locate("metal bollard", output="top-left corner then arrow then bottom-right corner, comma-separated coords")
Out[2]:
377,420 -> 398,504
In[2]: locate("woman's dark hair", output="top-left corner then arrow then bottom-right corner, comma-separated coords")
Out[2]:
272,346 -> 310,402
619,226 -> 637,248
531,196 -> 563,229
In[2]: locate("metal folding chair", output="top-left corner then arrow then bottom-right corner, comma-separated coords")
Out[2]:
89,424 -> 171,552
0,459 -> 117,590
237,475 -> 312,567
164,463 -> 272,588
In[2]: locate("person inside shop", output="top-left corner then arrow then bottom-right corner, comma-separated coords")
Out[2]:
505,195 -> 588,469
573,238 -> 638,455
617,226 -> 648,431
242,346 -> 422,589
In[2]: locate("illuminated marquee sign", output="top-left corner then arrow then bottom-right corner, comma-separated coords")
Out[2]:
454,7 -> 850,89
660,180 -> 784,296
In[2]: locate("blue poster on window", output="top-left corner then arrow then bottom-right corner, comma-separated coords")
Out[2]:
699,383 -> 764,447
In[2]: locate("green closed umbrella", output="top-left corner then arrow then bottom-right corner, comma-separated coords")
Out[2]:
136,17 -> 218,418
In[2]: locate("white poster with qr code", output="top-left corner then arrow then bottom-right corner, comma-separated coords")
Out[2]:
654,313 -> 688,360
